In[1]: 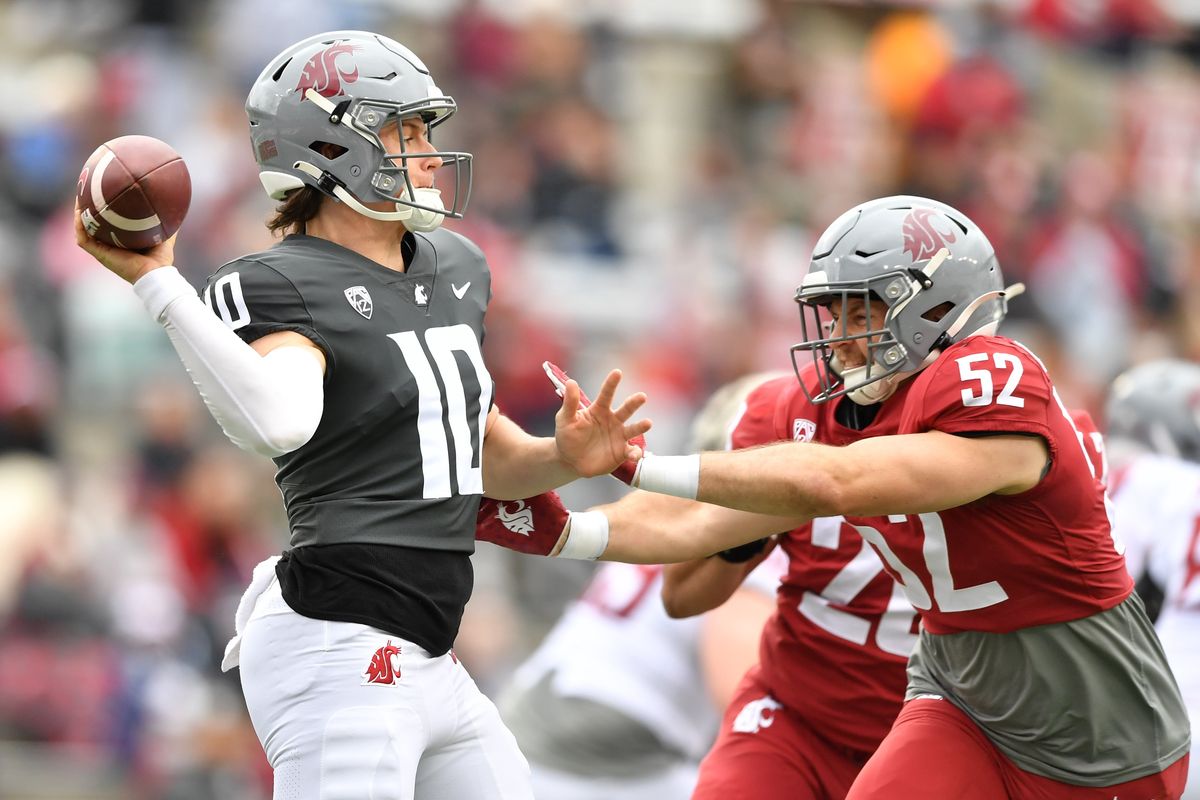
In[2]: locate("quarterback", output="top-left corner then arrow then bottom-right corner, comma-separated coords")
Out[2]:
75,31 -> 649,800
555,197 -> 1191,798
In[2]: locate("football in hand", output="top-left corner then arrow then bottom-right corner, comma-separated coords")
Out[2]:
77,135 -> 191,251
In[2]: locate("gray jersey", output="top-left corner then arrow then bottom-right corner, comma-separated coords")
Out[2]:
907,593 -> 1191,785
203,231 -> 493,552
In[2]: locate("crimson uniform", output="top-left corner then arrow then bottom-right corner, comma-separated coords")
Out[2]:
693,369 -> 915,800
844,336 -> 1190,799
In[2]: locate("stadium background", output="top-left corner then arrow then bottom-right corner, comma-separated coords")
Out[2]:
1,0 -> 1198,796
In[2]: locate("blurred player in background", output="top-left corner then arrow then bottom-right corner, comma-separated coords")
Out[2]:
497,374 -> 788,800
1106,360 -> 1200,800
74,30 -> 650,800
559,196 -> 1190,798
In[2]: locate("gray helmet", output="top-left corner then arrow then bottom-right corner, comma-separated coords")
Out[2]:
246,31 -> 471,230
1106,359 -> 1200,463
792,195 -> 1016,404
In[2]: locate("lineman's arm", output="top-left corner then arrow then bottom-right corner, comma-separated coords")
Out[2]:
589,488 -> 799,565
603,432 -> 1047,562
661,539 -> 776,618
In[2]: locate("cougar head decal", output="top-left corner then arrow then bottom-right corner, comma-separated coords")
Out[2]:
362,639 -> 401,685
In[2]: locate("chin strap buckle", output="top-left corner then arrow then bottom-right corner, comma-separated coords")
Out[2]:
316,170 -> 341,195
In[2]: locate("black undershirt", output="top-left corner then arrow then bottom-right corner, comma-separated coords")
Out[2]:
835,396 -> 883,431
276,543 -> 473,656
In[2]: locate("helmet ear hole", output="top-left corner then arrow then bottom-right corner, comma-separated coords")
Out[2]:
309,141 -> 349,159
922,301 -> 955,323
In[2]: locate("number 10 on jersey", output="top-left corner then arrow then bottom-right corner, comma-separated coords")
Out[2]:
390,325 -> 492,499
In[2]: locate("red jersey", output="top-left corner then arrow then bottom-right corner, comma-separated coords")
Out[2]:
845,336 -> 1132,635
731,368 -> 912,755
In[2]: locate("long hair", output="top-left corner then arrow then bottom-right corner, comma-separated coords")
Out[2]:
266,186 -> 325,237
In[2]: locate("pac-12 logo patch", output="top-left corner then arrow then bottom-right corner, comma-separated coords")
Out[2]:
792,418 -> 816,442
363,639 -> 401,686
345,285 -> 373,319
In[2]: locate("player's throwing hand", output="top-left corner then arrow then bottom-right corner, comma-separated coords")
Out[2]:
554,368 -> 650,478
73,200 -> 176,285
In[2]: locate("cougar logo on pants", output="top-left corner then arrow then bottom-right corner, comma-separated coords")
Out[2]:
363,640 -> 402,685
731,695 -> 784,734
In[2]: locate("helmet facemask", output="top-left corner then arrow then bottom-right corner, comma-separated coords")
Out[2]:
792,249 -> 962,405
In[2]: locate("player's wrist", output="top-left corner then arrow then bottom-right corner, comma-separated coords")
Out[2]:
553,510 -> 609,560
631,454 -> 701,500
132,265 -> 193,321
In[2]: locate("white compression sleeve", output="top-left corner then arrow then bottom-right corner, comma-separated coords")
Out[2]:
133,266 -> 325,458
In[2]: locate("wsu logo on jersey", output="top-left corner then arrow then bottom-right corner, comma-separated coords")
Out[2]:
496,500 -> 535,535
901,207 -> 957,262
792,418 -> 816,442
295,43 -> 361,99
363,640 -> 402,686
344,285 -> 373,319
731,695 -> 784,734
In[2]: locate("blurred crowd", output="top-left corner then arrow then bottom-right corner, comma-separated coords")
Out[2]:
2,0 -> 1200,797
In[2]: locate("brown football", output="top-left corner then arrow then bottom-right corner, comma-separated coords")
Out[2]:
76,135 -> 191,251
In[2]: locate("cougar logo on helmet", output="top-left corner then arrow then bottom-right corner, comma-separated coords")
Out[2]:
295,43 -> 361,99
902,207 -> 957,262
363,639 -> 401,685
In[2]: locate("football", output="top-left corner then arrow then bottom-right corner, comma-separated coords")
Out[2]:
77,135 -> 191,251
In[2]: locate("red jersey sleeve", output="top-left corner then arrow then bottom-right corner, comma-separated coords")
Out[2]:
729,376 -> 798,450
903,336 -> 1059,445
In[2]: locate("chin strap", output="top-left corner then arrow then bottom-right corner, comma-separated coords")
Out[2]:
839,351 -> 940,406
292,160 -> 446,230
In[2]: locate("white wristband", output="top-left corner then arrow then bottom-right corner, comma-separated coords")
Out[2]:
632,454 -> 701,500
133,265 -> 193,320
556,511 -> 609,560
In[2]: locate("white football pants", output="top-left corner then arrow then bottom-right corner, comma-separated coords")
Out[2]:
237,578 -> 534,800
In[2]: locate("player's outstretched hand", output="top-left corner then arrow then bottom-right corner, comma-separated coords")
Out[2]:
551,366 -> 650,479
544,361 -> 647,484
74,200 -> 176,285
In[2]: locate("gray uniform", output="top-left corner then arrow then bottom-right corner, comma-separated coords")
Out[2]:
204,230 -> 493,552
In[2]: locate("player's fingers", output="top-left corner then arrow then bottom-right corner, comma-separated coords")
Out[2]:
560,379 -> 581,419
623,418 -> 652,442
624,442 -> 645,462
613,391 -> 647,422
591,369 -> 622,410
